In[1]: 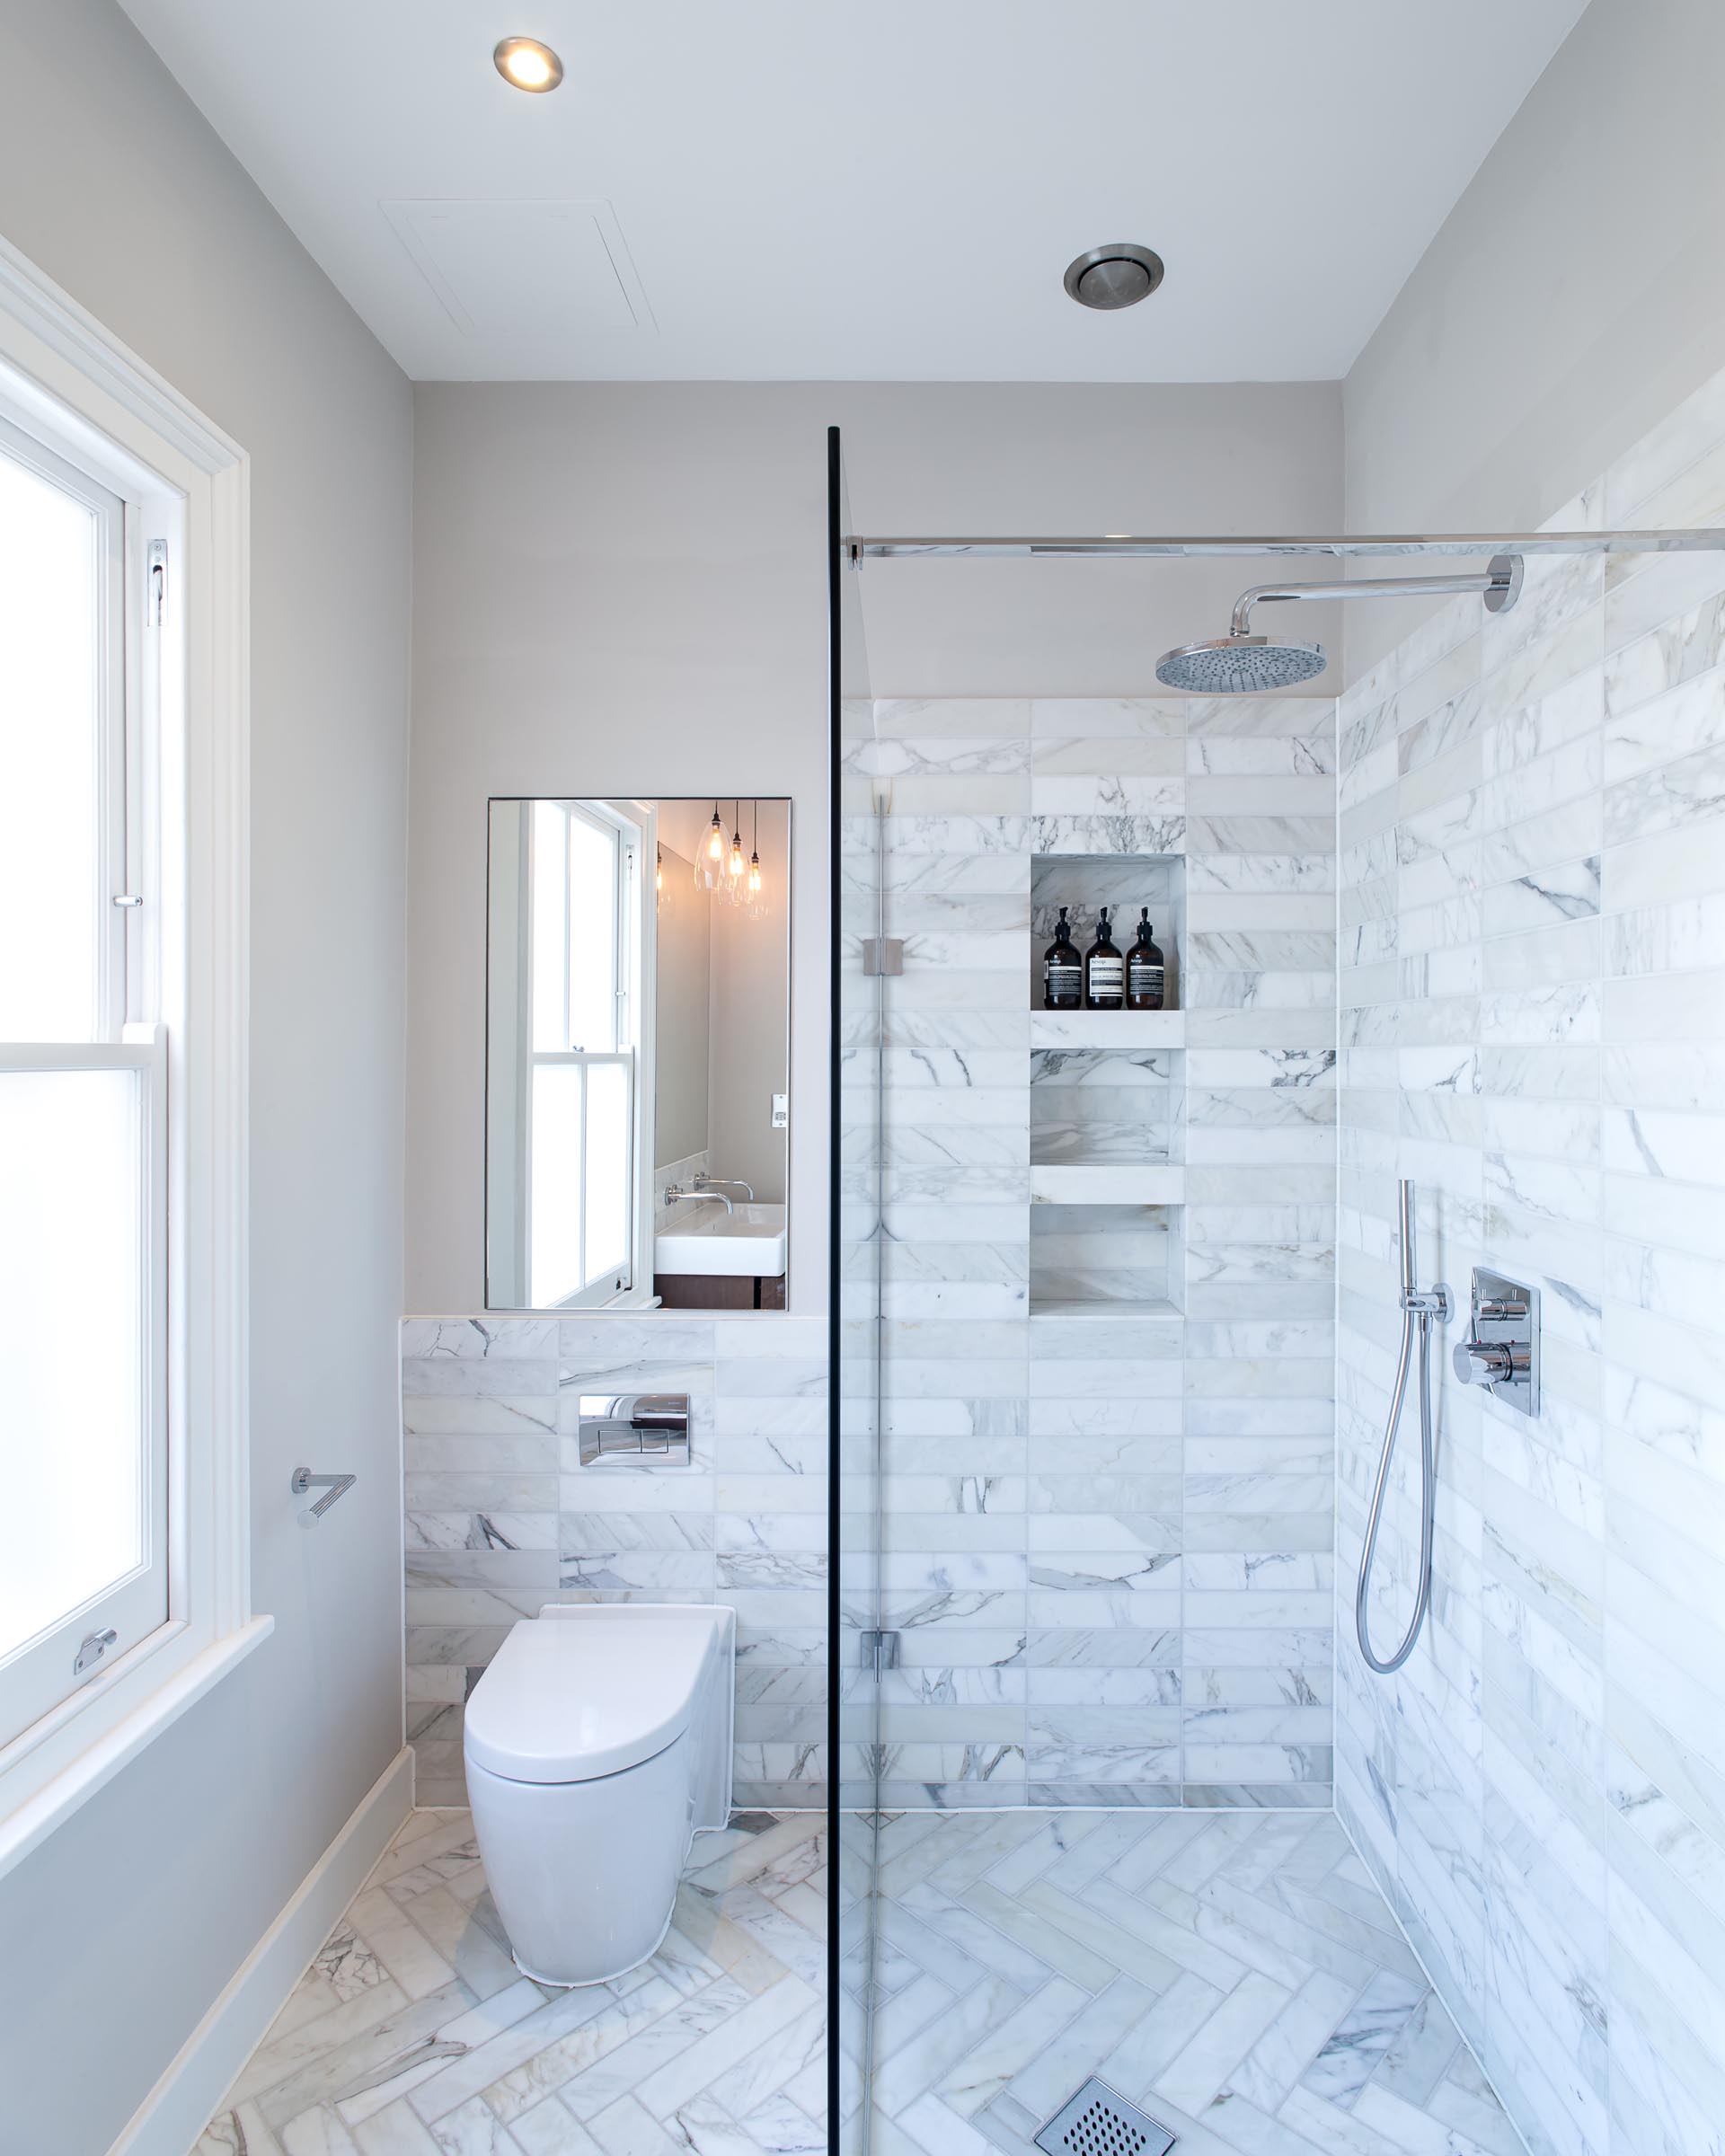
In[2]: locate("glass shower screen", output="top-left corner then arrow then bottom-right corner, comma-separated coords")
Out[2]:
828,428 -> 883,2155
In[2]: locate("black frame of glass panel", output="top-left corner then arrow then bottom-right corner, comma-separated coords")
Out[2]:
824,422 -> 843,2154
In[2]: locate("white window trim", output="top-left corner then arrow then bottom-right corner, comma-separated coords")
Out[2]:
0,234 -> 268,1882
523,800 -> 641,1308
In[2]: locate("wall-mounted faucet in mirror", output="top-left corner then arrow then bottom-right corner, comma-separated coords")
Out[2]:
485,798 -> 792,1313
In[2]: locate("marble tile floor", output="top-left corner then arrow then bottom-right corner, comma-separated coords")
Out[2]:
196,1807 -> 826,2156
194,1802 -> 1523,2156
858,1808 -> 1526,2156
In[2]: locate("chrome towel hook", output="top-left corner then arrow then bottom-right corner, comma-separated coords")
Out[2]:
292,1467 -> 357,1527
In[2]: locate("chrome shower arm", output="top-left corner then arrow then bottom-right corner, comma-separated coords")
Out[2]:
1228,557 -> 1521,637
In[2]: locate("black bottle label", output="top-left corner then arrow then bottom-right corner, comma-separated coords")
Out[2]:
1045,958 -> 1082,991
1129,957 -> 1164,1000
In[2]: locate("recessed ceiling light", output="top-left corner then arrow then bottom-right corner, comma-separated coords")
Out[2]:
493,36 -> 564,93
1064,243 -> 1165,311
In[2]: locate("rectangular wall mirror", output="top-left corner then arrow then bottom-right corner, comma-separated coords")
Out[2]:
485,798 -> 791,1312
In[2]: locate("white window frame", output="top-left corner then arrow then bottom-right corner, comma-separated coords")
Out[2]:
522,800 -> 641,1308
0,235 -> 266,1881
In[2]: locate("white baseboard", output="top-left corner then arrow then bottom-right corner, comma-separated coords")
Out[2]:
109,1745 -> 414,2156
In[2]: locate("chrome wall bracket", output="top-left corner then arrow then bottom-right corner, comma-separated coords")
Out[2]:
292,1467 -> 358,1526
579,1392 -> 691,1467
861,937 -> 904,977
859,1629 -> 900,1674
1453,1268 -> 1540,1417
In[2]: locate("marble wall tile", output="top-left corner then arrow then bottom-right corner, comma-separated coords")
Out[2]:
1335,372 -> 1725,2156
401,1313 -> 828,1809
871,693 -> 1337,1812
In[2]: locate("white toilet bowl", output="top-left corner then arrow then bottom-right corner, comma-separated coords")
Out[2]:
462,1604 -> 735,1986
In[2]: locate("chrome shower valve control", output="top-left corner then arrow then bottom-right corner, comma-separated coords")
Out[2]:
1454,1339 -> 1515,1385
1455,1268 -> 1540,1417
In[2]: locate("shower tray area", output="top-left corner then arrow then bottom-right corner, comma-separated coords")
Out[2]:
846,1809 -> 1519,2156
825,427 -> 1604,2156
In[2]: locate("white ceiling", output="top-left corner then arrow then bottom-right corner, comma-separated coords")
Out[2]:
119,0 -> 1588,384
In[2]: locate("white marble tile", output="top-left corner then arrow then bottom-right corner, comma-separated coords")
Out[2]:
1335,367 -> 1725,2156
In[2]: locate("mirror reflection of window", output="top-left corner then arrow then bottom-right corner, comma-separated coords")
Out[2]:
488,799 -> 641,1310
486,798 -> 790,1313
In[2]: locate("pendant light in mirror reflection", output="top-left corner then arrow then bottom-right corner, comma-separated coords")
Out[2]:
747,800 -> 765,916
690,798 -> 768,911
701,803 -> 724,879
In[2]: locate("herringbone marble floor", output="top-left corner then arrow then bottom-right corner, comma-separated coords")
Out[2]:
196,1808 -> 826,2156
858,1808 -> 1524,2156
199,1805 -> 1522,2156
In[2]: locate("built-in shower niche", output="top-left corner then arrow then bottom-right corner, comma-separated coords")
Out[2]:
1030,1032 -> 1184,1174
1029,1201 -> 1184,1320
1029,852 -> 1184,1013
1028,851 -> 1187,1318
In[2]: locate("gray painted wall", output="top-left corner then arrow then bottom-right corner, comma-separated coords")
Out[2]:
1343,0 -> 1725,677
707,798 -> 791,1209
653,841 -> 712,1170
406,379 -> 1340,1313
0,4 -> 411,2149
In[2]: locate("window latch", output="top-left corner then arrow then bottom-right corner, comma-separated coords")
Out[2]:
146,537 -> 167,627
74,1628 -> 118,1675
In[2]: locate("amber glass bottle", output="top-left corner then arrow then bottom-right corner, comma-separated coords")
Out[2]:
1042,906 -> 1082,1010
1084,907 -> 1124,1010
1127,910 -> 1166,1011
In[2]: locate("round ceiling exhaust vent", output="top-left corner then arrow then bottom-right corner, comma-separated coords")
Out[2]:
1064,243 -> 1165,311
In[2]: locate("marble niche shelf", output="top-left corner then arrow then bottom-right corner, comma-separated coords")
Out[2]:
1030,1163 -> 1185,1206
1029,1009 -> 1185,1049
1031,1296 -> 1182,1323
1027,1192 -> 1185,1320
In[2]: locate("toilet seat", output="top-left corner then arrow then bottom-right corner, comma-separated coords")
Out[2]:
463,1605 -> 727,1785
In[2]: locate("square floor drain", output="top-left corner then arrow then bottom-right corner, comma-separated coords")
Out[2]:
1033,2078 -> 1176,2156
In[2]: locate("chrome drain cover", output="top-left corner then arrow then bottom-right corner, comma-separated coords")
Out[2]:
1034,2078 -> 1176,2156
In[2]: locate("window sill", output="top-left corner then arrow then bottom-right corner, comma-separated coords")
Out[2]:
0,1614 -> 273,1884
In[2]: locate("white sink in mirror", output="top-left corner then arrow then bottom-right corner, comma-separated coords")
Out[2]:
654,1200 -> 787,1278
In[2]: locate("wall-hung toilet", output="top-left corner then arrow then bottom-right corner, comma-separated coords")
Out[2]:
462,1604 -> 735,1985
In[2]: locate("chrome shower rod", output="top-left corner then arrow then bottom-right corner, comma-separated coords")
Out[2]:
846,529 -> 1725,561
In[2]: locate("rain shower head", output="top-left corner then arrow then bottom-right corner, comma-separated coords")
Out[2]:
1156,552 -> 1524,695
1155,634 -> 1327,694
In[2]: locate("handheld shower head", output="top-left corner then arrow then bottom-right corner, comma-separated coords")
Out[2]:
1155,634 -> 1326,694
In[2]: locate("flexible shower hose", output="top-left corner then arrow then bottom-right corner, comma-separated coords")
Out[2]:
1355,1180 -> 1446,1675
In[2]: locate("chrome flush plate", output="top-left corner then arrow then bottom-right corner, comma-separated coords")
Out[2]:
578,1392 -> 691,1466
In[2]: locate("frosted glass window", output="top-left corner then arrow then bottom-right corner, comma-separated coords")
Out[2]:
493,797 -> 640,1309
528,1060 -> 584,1307
583,1059 -> 631,1280
0,1067 -> 145,1660
564,812 -> 618,1053
530,800 -> 569,1053
0,452 -> 105,1042
0,421 -> 166,1757
526,1056 -> 632,1305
